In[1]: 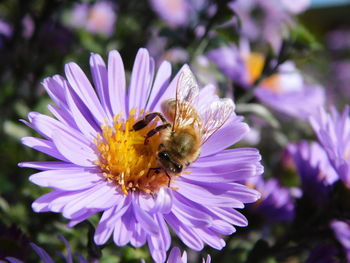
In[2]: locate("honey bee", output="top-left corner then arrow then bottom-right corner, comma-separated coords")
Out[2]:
133,66 -> 234,183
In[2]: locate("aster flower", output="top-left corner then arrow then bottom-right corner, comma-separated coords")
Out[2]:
287,141 -> 338,205
68,1 -> 117,37
207,43 -> 325,119
310,106 -> 350,188
246,175 -> 295,222
19,48 -> 262,262
330,220 -> 350,261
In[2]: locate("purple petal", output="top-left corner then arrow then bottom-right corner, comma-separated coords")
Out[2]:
133,197 -> 159,235
52,129 -> 97,167
30,243 -> 54,263
152,187 -> 173,213
201,116 -> 249,157
175,179 -> 244,207
147,60 -> 172,111
65,86 -> 100,139
21,137 -> 69,162
167,247 -> 182,263
65,62 -> 107,124
209,207 -> 248,227
151,64 -> 190,113
107,50 -> 126,117
42,75 -> 68,107
47,104 -> 78,130
113,208 -> 133,246
127,48 -> 151,112
18,161 -> 78,170
192,228 -> 225,250
5,257 -> 24,263
90,53 -> 112,119
67,209 -> 98,227
165,213 -> 204,251
130,222 -> 147,248
29,169 -> 101,190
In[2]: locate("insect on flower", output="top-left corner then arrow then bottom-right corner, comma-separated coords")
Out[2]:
133,67 -> 234,184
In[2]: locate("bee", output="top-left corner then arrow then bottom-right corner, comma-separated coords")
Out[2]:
133,66 -> 234,183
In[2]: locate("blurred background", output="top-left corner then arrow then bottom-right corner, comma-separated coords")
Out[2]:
1,0 -> 350,262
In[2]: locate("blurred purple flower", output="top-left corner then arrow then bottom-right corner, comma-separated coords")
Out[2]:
229,0 -> 310,50
326,29 -> 350,51
330,220 -> 350,261
149,0 -> 215,28
287,141 -> 338,205
166,247 -> 211,263
0,19 -> 12,37
310,106 -> 350,188
208,43 -> 325,119
246,175 -> 295,222
149,0 -> 189,27
330,61 -> 350,99
69,1 -> 117,37
20,48 -> 262,262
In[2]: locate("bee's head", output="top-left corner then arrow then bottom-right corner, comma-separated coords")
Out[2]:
157,151 -> 183,174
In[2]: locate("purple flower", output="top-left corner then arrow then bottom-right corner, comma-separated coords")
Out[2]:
19,48 -> 262,262
208,44 -> 325,120
246,175 -> 295,222
330,220 -> 350,261
166,247 -> 210,263
69,1 -> 117,37
310,106 -> 350,188
287,141 -> 338,205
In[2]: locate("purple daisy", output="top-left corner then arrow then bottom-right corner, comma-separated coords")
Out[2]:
310,106 -> 350,188
19,48 -> 262,262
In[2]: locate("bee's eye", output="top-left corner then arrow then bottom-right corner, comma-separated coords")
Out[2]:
174,163 -> 183,173
158,151 -> 170,161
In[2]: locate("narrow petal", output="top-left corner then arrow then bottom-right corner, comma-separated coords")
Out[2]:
29,169 -> 101,191
152,187 -> 173,213
18,161 -> 78,170
52,129 -> 97,167
201,116 -> 249,157
133,197 -> 159,235
21,137 -> 68,162
90,53 -> 112,119
65,62 -> 107,124
127,48 -> 151,112
107,50 -> 126,117
147,60 -> 172,111
165,213 -> 204,251
30,243 -> 54,263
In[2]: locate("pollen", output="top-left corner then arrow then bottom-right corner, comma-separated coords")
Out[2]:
94,109 -> 170,195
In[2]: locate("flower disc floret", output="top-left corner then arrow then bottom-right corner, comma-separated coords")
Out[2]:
95,110 -> 170,194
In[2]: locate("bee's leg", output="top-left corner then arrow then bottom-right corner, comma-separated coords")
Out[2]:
164,170 -> 171,187
133,112 -> 167,131
144,123 -> 171,144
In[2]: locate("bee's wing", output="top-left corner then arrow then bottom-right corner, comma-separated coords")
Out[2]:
200,98 -> 234,144
173,67 -> 200,129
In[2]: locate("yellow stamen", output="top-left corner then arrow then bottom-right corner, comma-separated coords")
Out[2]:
94,110 -> 170,195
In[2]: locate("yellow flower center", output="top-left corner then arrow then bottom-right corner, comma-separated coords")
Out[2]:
94,109 -> 170,195
244,52 -> 265,84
